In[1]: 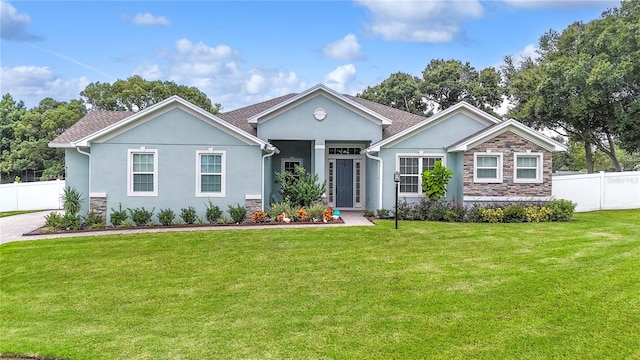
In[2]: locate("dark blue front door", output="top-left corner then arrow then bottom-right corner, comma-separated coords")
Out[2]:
336,159 -> 353,207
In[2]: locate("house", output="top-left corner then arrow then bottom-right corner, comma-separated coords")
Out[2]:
49,84 -> 566,221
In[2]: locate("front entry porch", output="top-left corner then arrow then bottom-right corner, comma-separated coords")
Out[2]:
269,141 -> 366,210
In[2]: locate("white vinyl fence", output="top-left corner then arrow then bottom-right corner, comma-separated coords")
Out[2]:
0,179 -> 66,212
552,172 -> 640,212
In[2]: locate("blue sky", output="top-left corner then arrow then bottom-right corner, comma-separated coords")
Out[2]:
1,0 -> 619,111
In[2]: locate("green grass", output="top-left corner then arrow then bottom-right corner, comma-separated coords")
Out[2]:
1,210 -> 639,359
0,210 -> 43,218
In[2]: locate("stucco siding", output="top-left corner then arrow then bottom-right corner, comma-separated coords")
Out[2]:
257,95 -> 382,143
64,148 -> 90,212
99,108 -> 249,146
87,109 -> 263,222
384,112 -> 488,150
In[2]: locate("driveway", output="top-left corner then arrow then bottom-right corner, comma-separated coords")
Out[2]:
0,210 -> 56,245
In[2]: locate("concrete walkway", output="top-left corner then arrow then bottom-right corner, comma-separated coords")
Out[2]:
0,210 -> 373,245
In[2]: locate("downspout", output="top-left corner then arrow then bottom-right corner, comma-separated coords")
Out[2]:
261,145 -> 279,211
365,150 -> 383,210
76,147 -> 91,194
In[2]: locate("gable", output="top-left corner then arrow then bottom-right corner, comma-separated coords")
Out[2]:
257,93 -> 384,143
97,107 -> 250,146
382,111 -> 489,150
368,102 -> 499,152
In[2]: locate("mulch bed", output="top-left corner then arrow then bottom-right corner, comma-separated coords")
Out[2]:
23,218 -> 346,236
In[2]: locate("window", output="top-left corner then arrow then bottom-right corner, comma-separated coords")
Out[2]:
514,153 -> 543,183
128,149 -> 158,196
474,153 -> 503,183
282,158 -> 303,174
397,155 -> 444,194
196,150 -> 225,197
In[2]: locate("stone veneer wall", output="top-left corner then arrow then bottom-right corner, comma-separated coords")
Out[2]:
463,131 -> 552,198
89,195 -> 107,219
244,198 -> 262,215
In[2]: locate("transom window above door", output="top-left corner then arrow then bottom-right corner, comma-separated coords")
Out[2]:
397,155 -> 444,194
328,147 -> 362,155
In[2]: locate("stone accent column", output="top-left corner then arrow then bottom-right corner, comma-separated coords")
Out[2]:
245,195 -> 262,215
89,193 -> 107,220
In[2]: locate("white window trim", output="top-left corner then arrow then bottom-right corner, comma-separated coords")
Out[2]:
513,152 -> 544,184
127,148 -> 158,197
473,152 -> 503,183
396,153 -> 446,197
281,158 -> 303,173
196,150 -> 226,197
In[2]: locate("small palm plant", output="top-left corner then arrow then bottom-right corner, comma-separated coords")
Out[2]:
62,187 -> 83,216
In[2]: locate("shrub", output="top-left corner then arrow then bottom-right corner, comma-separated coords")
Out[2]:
480,207 -> 504,223
61,186 -> 83,216
128,207 -> 155,226
180,206 -> 197,225
45,212 -> 64,229
251,211 -> 268,223
524,206 -> 552,223
205,200 -> 223,224
443,202 -> 466,222
267,202 -> 294,221
110,203 -> 128,226
376,208 -> 391,218
307,203 -> 325,221
296,208 -> 308,222
83,211 -> 105,229
396,199 -> 421,220
363,210 -> 375,218
503,205 -> 526,223
425,200 -> 448,221
323,207 -> 334,222
157,208 -> 176,226
421,160 -> 453,201
228,203 -> 247,223
274,165 -> 326,208
465,204 -> 484,223
546,199 -> 577,221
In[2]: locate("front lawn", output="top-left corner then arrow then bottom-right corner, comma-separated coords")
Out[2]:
1,210 -> 639,359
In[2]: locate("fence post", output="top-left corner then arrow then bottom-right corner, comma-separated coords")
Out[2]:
599,171 -> 605,210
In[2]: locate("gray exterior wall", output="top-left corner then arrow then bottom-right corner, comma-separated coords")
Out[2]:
64,148 -> 90,213
375,112 -> 489,210
257,95 -> 383,143
89,108 -> 263,223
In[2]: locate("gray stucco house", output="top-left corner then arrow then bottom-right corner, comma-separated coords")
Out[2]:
50,84 -> 566,220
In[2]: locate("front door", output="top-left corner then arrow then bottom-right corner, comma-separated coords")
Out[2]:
336,159 -> 353,207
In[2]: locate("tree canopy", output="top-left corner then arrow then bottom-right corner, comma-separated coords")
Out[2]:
80,75 -> 222,114
503,0 -> 640,172
358,60 -> 503,116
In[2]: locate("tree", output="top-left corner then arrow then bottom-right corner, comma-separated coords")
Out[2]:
421,59 -> 503,113
1,98 -> 86,181
358,72 -> 429,116
503,1 -> 640,172
0,94 -> 26,181
421,160 -> 453,201
80,75 -> 221,114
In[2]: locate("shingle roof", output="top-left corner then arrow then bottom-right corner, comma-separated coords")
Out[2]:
51,92 -> 429,146
342,95 -> 427,138
50,110 -> 135,146
217,93 -> 298,136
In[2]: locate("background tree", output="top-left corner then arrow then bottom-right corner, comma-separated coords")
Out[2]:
1,98 -> 86,182
503,0 -> 640,172
80,75 -> 222,114
358,72 -> 429,116
421,59 -> 503,114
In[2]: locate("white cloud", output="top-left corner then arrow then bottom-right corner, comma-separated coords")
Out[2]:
0,0 -> 41,41
0,66 -> 89,107
323,64 -> 357,94
355,0 -> 483,42
502,0 -> 617,10
130,12 -> 171,26
323,34 -> 365,61
130,39 -> 307,111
